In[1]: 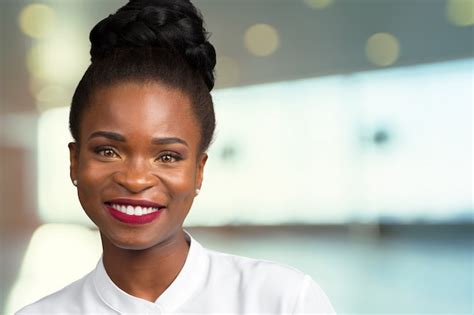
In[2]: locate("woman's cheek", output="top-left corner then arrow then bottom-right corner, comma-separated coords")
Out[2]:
80,155 -> 114,183
78,161 -> 111,207
161,168 -> 196,200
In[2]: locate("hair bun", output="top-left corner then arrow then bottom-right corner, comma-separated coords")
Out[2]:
89,0 -> 216,90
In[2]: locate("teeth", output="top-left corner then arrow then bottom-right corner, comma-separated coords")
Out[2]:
135,206 -> 143,216
111,204 -> 159,216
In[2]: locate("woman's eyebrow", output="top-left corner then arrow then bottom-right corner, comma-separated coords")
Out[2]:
88,131 -> 188,147
151,137 -> 188,147
88,131 -> 125,142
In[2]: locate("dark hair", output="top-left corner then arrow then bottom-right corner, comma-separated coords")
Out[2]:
69,0 -> 216,153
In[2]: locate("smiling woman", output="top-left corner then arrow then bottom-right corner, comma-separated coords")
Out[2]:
70,82 -> 204,252
15,0 -> 334,314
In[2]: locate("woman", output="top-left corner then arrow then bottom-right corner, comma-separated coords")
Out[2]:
17,0 -> 335,313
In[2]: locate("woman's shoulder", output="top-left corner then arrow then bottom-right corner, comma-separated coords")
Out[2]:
197,246 -> 335,313
204,246 -> 307,280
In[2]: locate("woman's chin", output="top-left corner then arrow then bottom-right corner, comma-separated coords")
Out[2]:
101,231 -> 158,251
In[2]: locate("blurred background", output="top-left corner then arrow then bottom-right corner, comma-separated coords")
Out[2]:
0,0 -> 473,314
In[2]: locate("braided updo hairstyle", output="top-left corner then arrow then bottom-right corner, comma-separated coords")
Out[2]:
69,0 -> 217,153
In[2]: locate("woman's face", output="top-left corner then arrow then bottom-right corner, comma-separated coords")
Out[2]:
68,81 -> 207,250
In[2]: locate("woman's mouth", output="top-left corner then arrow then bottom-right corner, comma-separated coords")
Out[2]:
104,199 -> 164,224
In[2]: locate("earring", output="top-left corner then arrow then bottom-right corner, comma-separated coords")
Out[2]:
73,179 -> 78,186
195,188 -> 200,196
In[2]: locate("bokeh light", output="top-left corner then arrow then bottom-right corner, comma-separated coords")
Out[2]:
446,0 -> 474,26
215,56 -> 240,87
303,0 -> 335,10
35,85 -> 69,112
27,39 -> 87,84
366,32 -> 400,67
244,24 -> 280,57
26,43 -> 48,80
18,4 -> 56,39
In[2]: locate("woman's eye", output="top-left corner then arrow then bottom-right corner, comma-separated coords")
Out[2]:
96,147 -> 118,158
158,153 -> 180,163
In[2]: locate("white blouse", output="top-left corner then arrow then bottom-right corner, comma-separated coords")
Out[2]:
16,231 -> 335,314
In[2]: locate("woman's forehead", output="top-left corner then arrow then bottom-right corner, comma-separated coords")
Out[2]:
81,82 -> 199,143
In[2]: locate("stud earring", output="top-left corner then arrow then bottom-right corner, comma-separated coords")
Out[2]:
195,188 -> 200,196
73,179 -> 78,186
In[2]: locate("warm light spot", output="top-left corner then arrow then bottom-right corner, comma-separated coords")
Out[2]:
35,85 -> 70,111
446,0 -> 474,26
303,0 -> 335,9
27,43 -> 49,80
216,56 -> 240,87
18,3 -> 56,39
26,37 -> 89,84
244,24 -> 280,57
366,32 -> 400,67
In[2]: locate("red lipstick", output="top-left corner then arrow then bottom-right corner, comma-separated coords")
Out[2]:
104,199 -> 164,225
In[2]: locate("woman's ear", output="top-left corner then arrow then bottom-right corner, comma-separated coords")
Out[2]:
195,152 -> 208,191
68,142 -> 78,185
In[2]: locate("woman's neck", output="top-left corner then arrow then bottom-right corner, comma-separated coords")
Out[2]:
100,230 -> 190,302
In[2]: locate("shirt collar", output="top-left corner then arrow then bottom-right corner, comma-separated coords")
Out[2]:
92,229 -> 208,314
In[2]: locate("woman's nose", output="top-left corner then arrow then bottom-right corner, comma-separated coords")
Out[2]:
113,160 -> 156,193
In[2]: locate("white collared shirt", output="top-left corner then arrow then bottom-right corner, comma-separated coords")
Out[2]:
16,231 -> 335,314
